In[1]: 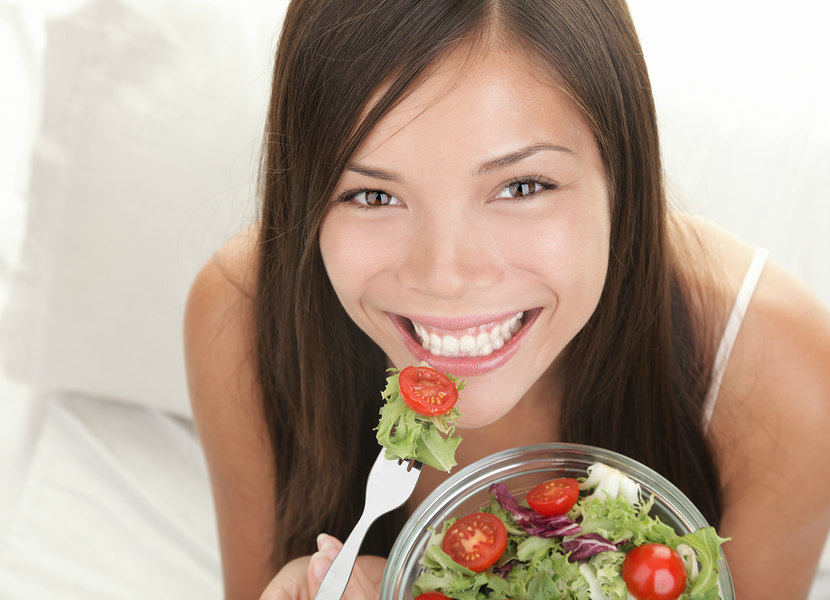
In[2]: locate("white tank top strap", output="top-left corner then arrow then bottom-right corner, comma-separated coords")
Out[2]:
702,247 -> 770,432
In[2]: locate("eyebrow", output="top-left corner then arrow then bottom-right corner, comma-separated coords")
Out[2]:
476,143 -> 575,175
346,164 -> 402,183
346,142 -> 575,182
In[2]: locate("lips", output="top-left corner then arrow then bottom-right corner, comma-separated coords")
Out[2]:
389,308 -> 541,376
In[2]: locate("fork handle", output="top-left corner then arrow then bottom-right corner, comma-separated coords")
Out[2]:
314,511 -> 376,599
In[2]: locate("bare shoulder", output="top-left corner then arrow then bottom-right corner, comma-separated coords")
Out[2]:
184,222 -> 277,598
670,214 -> 829,395
184,222 -> 261,430
674,213 -> 830,442
205,221 -> 260,299
672,213 -> 830,597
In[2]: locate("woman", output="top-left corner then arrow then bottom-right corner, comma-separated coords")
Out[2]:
183,0 -> 830,598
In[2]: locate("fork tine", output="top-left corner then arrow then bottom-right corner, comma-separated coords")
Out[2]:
395,457 -> 423,471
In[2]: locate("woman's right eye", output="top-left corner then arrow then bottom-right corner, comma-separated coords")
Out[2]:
344,189 -> 402,208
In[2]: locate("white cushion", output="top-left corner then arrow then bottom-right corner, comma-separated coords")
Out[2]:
0,0 -> 289,417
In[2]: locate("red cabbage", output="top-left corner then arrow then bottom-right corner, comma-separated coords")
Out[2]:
562,533 -> 617,562
493,559 -> 519,578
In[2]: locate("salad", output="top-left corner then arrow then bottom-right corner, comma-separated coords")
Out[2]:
412,462 -> 729,600
375,364 -> 464,472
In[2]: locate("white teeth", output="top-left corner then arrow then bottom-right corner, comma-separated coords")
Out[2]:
442,335 -> 459,356
429,332 -> 442,351
510,317 -> 521,334
411,311 -> 526,358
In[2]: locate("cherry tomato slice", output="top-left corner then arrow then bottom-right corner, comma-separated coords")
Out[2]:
398,365 -> 458,416
526,477 -> 580,516
441,512 -> 507,572
414,593 -> 451,600
622,543 -> 688,600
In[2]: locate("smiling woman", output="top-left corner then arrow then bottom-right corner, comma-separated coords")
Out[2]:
182,1 -> 830,599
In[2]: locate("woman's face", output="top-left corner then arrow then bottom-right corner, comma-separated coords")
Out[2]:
320,47 -> 611,427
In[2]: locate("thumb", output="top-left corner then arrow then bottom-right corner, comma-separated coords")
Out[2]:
307,533 -> 343,596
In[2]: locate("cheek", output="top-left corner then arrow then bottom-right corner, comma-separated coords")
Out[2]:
319,215 -> 360,305
319,212 -> 402,310
500,204 -> 610,295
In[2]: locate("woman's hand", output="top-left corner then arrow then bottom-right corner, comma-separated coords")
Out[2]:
259,534 -> 387,600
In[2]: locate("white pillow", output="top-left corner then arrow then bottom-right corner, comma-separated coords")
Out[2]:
0,0 -> 289,417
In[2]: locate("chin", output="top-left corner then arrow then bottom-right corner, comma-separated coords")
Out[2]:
451,379 -> 524,429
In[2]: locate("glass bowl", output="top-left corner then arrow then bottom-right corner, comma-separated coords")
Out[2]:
380,442 -> 733,599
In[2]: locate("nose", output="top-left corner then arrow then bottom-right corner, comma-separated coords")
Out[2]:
397,209 -> 503,301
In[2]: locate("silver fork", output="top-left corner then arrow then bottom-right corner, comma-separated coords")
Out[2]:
314,448 -> 422,600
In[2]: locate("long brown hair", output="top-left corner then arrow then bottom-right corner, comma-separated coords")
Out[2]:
256,0 -> 722,568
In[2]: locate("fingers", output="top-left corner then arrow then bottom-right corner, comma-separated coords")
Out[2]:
307,533 -> 343,596
307,534 -> 384,599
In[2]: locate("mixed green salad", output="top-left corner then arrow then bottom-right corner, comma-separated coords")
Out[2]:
412,462 -> 729,600
375,364 -> 464,472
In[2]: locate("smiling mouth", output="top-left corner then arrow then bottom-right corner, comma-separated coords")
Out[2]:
397,310 -> 537,359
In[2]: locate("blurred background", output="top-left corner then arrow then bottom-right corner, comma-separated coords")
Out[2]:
0,0 -> 828,598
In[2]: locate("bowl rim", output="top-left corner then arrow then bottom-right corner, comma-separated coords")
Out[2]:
380,442 -> 733,599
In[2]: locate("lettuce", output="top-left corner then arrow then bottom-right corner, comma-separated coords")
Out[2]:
679,527 -> 731,599
374,367 -> 462,472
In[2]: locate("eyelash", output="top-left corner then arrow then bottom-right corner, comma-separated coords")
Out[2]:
495,175 -> 558,201
334,175 -> 558,209
335,188 -> 401,211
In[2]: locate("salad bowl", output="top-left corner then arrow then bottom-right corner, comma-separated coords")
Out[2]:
379,442 -> 734,599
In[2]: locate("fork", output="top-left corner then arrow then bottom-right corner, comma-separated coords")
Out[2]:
314,448 -> 422,599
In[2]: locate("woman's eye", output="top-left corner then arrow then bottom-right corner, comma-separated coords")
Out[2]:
495,179 -> 553,200
351,190 -> 400,207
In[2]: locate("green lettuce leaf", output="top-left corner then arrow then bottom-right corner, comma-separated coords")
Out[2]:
374,367 -> 462,472
577,494 -> 679,548
679,526 -> 730,599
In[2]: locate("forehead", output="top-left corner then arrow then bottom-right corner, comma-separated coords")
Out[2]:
351,44 -> 593,166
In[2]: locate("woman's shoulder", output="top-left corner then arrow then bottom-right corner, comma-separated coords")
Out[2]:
184,223 -> 259,390
184,221 -> 260,411
197,221 -> 260,301
671,212 -> 829,415
183,220 -> 262,423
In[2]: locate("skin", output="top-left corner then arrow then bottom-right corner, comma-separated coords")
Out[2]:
184,45 -> 830,600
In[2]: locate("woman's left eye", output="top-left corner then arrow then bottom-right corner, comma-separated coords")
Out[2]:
495,178 -> 555,200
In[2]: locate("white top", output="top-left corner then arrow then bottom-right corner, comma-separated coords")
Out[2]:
702,247 -> 770,431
